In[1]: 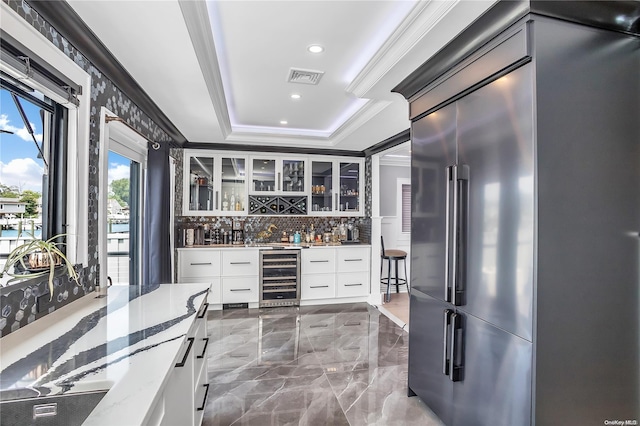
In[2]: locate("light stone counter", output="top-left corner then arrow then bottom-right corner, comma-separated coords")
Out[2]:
0,283 -> 209,425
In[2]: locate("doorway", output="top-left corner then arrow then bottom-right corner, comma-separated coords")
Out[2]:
99,108 -> 147,288
372,141 -> 411,329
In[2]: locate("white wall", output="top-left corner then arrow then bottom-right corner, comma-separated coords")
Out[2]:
379,164 -> 411,293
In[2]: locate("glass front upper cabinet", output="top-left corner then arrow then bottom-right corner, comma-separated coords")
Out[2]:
184,150 -> 248,216
309,157 -> 364,216
310,160 -> 333,213
220,156 -> 247,214
187,154 -> 215,212
250,156 -> 306,195
339,161 -> 361,214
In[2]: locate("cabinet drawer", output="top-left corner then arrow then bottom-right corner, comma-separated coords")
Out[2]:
222,250 -> 259,276
301,273 -> 336,300
336,271 -> 369,298
179,249 -> 220,277
301,248 -> 336,274
336,247 -> 370,272
222,277 -> 258,303
177,277 -> 221,305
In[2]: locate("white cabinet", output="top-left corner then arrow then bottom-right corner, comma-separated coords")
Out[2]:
158,297 -> 209,426
183,150 -> 248,216
301,246 -> 370,301
336,247 -> 369,298
178,249 -> 221,304
177,248 -> 259,306
309,157 -> 364,216
182,150 -> 364,217
249,155 -> 308,195
221,249 -> 259,305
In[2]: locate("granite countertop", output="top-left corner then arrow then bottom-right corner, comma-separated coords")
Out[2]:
0,283 -> 209,425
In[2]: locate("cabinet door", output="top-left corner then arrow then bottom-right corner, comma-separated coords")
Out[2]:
281,158 -> 306,194
250,156 -> 307,195
219,156 -> 248,215
336,271 -> 368,298
185,152 -> 215,214
338,161 -> 362,214
310,159 -> 334,214
456,64 -> 534,340
250,157 -> 277,193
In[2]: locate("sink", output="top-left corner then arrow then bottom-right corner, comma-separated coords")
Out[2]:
0,390 -> 107,425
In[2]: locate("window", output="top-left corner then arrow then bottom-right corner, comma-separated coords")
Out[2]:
0,81 -> 67,242
401,183 -> 411,233
1,3 -> 92,284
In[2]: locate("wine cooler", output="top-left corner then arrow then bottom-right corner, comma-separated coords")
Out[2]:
259,249 -> 301,307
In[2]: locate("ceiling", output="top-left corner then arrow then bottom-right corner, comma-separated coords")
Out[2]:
66,0 -> 497,152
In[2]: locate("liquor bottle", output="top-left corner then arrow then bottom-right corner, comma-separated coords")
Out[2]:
222,192 -> 229,211
230,190 -> 236,211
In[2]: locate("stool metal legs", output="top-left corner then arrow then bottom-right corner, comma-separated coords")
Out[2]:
381,257 -> 408,303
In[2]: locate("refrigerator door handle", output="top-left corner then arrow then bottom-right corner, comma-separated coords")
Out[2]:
454,164 -> 470,306
444,166 -> 455,302
442,309 -> 453,375
449,312 -> 464,382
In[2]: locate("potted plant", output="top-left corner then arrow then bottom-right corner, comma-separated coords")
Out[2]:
0,233 -> 79,300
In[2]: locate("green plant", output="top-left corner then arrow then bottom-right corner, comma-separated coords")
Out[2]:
0,233 -> 79,300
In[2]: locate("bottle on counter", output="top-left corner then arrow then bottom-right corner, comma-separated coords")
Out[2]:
223,230 -> 229,245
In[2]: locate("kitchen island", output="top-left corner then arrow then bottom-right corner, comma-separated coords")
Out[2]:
0,283 -> 209,425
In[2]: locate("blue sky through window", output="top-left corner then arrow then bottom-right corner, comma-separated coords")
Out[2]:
0,87 -> 130,195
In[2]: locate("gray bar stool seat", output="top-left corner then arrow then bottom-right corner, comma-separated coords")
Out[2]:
380,236 -> 409,303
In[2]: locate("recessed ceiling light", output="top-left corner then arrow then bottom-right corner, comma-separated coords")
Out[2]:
307,44 -> 324,54
290,94 -> 301,100
280,120 -> 288,125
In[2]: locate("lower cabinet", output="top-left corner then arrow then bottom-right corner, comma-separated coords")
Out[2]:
178,246 -> 370,308
301,246 -> 370,301
149,297 -> 209,426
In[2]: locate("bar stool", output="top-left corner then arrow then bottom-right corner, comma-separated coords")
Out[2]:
380,236 -> 408,303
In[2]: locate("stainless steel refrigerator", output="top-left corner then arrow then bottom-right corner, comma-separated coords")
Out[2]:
398,2 -> 640,425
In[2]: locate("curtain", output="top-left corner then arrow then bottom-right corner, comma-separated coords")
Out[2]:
142,143 -> 171,292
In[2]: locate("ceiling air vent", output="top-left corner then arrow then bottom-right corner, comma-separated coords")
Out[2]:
287,68 -> 324,85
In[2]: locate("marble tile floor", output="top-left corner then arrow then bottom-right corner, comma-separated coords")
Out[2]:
202,303 -> 443,426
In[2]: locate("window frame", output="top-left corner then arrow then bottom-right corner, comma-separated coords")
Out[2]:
1,2 -> 91,269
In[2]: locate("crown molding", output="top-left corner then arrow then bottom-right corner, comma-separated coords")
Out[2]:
329,99 -> 391,146
346,0 -> 459,99
28,0 -> 186,144
179,0 -> 232,139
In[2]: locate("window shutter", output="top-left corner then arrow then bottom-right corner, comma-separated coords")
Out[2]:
401,184 -> 411,233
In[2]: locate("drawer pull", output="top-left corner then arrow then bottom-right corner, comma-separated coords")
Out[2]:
230,288 -> 251,292
344,283 -> 362,287
230,353 -> 250,358
190,262 -> 212,266
197,302 -> 209,319
196,383 -> 210,411
175,337 -> 195,367
309,260 -> 329,263
310,285 -> 329,289
344,259 -> 363,262
230,261 -> 251,265
310,324 -> 328,328
197,337 -> 210,359
344,321 -> 362,326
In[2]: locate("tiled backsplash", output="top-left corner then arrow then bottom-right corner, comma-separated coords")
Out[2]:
176,216 -> 371,246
